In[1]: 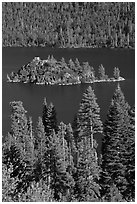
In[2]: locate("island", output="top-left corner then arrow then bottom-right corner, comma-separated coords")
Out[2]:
7,56 -> 125,86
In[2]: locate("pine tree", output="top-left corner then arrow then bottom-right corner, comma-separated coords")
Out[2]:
26,117 -> 35,169
4,101 -> 36,194
4,102 -> 28,193
73,86 -> 102,195
10,101 -> 28,156
60,57 -> 68,72
124,106 -> 135,201
57,122 -> 68,170
42,98 -> 58,136
57,122 -> 76,175
98,64 -> 107,80
18,179 -> 54,202
46,102 -> 58,134
3,133 -> 23,181
68,58 -> 75,71
77,86 -> 103,141
2,163 -> 19,202
35,116 -> 46,155
42,97 -> 48,133
72,89 -> 102,201
72,115 -> 80,168
65,123 -> 77,168
3,140 -> 22,199
75,58 -> 82,75
48,130 -> 75,201
72,115 -> 80,149
74,117 -> 100,201
34,116 -> 50,184
113,67 -> 120,79
100,84 -> 132,201
21,116 -> 36,191
81,62 -> 93,81
102,184 -> 126,202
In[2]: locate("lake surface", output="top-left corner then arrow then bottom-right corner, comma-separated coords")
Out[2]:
2,47 -> 135,151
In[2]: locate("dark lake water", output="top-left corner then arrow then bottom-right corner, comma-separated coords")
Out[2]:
2,47 -> 135,151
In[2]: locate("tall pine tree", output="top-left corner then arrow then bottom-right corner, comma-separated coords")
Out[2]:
3,101 -> 36,195
73,86 -> 102,201
77,86 -> 103,142
42,98 -> 58,135
124,106 -> 135,201
47,130 -> 75,201
65,123 -> 77,168
42,97 -> 48,133
100,84 -> 133,201
34,116 -> 49,183
74,117 -> 100,201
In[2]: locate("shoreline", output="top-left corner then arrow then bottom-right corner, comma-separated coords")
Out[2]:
7,76 -> 125,86
2,45 -> 135,50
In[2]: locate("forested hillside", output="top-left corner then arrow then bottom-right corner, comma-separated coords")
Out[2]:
2,85 -> 135,202
2,2 -> 135,48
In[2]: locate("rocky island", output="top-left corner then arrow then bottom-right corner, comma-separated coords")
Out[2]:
7,56 -> 125,86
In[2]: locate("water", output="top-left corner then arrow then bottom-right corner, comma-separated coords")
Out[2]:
3,48 -> 135,142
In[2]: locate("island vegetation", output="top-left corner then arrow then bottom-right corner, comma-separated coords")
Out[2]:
2,2 -> 135,48
7,56 -> 125,86
2,85 -> 135,202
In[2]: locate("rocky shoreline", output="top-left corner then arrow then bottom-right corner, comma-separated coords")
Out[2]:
7,75 -> 125,86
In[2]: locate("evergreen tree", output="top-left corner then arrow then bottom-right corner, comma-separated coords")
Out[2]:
124,106 -> 135,201
77,86 -> 103,142
18,179 -> 54,202
34,116 -> 49,182
57,122 -> 76,175
25,116 -> 35,170
74,118 -> 100,201
4,101 -> 36,194
60,57 -> 68,72
72,115 -> 79,149
113,67 -> 120,79
65,123 -> 77,167
102,184 -> 125,202
3,133 -> 23,182
2,163 -> 19,202
68,58 -> 75,71
10,101 -> 28,156
82,61 -> 91,72
42,98 -> 58,136
72,87 -> 102,201
81,62 -> 94,81
57,122 -> 69,170
100,84 -> 132,201
46,102 -> 58,134
42,97 -> 48,133
98,64 -> 107,80
48,130 -> 75,201
72,115 -> 80,167
75,58 -> 82,75
4,102 -> 28,192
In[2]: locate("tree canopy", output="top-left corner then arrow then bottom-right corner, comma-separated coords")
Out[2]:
2,2 -> 135,48
2,85 -> 135,201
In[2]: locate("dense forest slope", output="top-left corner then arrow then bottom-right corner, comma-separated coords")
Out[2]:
2,2 -> 135,48
3,85 -> 135,201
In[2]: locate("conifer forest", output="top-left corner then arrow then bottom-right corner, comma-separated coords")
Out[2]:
2,2 -> 135,202
2,2 -> 135,48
